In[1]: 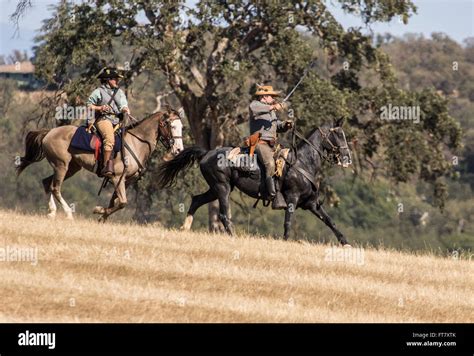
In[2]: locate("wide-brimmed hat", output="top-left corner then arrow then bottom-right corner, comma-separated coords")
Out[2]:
255,85 -> 281,96
97,67 -> 124,79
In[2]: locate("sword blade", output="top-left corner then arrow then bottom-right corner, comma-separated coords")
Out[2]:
282,60 -> 316,102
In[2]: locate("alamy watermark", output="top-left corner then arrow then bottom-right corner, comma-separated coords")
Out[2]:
0,245 -> 38,266
217,151 -> 258,170
18,330 -> 55,349
380,104 -> 420,124
324,246 -> 364,266
55,104 -> 95,123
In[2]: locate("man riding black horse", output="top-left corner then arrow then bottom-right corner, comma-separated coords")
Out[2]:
156,108 -> 353,245
250,85 -> 294,209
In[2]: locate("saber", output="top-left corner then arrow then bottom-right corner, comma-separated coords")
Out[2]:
282,59 -> 317,102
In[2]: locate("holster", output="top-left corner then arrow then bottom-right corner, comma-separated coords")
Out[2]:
243,131 -> 262,157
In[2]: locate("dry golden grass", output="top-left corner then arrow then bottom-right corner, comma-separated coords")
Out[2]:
0,209 -> 472,323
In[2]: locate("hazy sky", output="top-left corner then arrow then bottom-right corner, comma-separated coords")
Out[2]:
0,0 -> 473,57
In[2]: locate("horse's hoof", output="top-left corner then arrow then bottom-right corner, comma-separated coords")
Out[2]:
65,213 -> 74,220
93,206 -> 105,214
98,216 -> 107,223
47,212 -> 56,219
180,223 -> 191,231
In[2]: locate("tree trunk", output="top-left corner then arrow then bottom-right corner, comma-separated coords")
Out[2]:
132,181 -> 153,224
181,98 -> 226,233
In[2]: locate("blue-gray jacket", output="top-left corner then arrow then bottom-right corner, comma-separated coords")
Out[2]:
249,100 -> 288,140
87,84 -> 128,125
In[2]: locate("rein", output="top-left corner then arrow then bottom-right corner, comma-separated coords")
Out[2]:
123,116 -> 163,172
127,130 -> 153,157
291,127 -> 337,165
318,127 -> 349,152
125,112 -> 180,162
286,124 -> 344,190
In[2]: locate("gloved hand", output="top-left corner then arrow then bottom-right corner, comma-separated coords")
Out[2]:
284,120 -> 294,129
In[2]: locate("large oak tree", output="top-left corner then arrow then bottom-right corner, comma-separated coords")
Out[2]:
29,0 -> 461,229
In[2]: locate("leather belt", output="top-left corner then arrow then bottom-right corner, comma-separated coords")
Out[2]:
258,138 -> 276,147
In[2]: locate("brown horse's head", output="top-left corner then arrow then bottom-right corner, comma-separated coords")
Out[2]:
158,106 -> 184,161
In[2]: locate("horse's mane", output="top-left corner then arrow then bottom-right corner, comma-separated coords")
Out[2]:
295,128 -> 319,149
125,111 -> 164,130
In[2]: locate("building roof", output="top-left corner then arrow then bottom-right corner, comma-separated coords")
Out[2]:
0,61 -> 35,74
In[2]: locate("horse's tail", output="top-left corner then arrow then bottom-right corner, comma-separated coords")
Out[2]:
16,129 -> 50,176
156,146 -> 208,188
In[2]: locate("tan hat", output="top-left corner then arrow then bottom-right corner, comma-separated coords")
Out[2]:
255,85 -> 281,96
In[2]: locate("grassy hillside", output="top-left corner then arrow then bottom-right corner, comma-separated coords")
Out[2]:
0,210 -> 472,323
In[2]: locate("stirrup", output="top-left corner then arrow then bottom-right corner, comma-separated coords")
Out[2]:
101,160 -> 115,178
101,169 -> 114,179
272,192 -> 287,210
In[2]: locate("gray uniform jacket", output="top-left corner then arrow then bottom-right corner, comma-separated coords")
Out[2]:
249,100 -> 287,141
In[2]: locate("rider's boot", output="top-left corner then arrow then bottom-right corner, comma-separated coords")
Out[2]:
101,150 -> 114,178
272,177 -> 287,210
265,176 -> 276,200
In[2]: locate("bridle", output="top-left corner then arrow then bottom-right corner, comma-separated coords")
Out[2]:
123,110 -> 183,172
126,110 -> 181,151
158,112 -> 183,150
283,124 -> 351,192
291,126 -> 348,164
317,127 -> 349,161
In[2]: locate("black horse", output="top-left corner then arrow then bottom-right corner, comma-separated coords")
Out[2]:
156,118 -> 352,245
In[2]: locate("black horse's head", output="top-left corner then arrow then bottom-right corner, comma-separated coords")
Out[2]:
320,118 -> 352,168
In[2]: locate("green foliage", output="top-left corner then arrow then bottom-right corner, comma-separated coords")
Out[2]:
291,73 -> 350,128
330,178 -> 394,228
3,1 -> 472,254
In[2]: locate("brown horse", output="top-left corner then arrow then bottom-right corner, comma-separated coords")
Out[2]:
17,108 -> 184,221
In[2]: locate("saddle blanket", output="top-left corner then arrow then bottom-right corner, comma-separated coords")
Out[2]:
70,126 -> 122,160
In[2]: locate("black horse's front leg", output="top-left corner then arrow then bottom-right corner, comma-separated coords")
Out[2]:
283,208 -> 293,240
309,202 -> 349,246
216,183 -> 235,236
283,199 -> 298,240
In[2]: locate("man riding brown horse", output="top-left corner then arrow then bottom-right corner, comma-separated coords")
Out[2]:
87,67 -> 130,178
249,84 -> 294,209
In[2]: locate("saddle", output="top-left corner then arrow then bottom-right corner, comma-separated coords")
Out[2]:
227,131 -> 290,177
70,125 -> 122,159
69,124 -> 123,176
